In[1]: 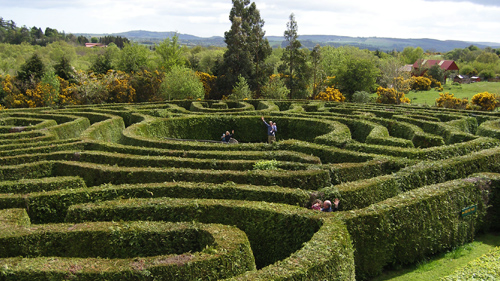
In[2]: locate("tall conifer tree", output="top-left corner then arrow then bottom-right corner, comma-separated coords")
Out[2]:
216,0 -> 271,97
279,13 -> 311,99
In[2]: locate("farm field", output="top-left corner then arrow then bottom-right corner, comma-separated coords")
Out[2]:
1,100 -> 500,280
406,81 -> 500,106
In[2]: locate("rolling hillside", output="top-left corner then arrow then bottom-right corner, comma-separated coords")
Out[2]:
77,30 -> 500,52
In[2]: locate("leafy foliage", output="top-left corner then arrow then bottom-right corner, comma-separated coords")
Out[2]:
229,75 -> 252,100
261,74 -> 290,99
161,66 -> 204,100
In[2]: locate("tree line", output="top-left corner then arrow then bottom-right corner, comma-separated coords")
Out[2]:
0,17 -> 128,48
1,0 -> 500,110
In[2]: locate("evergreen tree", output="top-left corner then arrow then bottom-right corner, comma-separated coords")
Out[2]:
17,53 -> 45,83
216,0 -> 272,97
54,56 -> 76,82
279,13 -> 311,99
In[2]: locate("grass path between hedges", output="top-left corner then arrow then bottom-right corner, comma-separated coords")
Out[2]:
371,232 -> 500,281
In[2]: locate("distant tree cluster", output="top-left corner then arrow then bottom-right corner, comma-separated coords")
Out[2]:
0,17 -> 76,46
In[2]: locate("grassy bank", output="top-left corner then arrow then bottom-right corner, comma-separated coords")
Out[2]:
370,232 -> 500,281
405,81 -> 500,106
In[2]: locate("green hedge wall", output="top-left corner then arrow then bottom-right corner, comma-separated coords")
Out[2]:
84,140 -> 321,164
26,181 -> 309,224
0,220 -> 256,281
52,161 -> 330,189
342,178 -> 491,280
65,198 -> 321,269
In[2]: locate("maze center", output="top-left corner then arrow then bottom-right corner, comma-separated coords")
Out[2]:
0,100 -> 499,280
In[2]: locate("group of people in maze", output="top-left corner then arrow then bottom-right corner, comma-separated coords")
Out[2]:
221,116 -> 277,144
221,117 -> 341,212
311,198 -> 340,212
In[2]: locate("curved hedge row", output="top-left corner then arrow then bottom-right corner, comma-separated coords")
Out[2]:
0,212 -> 255,280
1,100 -> 500,280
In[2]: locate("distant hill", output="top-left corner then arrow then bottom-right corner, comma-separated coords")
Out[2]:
78,30 -> 500,52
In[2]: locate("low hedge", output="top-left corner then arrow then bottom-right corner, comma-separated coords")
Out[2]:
344,136 -> 500,160
0,220 -> 256,281
190,101 -> 256,113
26,181 -> 310,224
226,217 -> 355,281
84,140 -> 321,164
276,139 -> 375,164
0,209 -> 30,229
0,176 -> 85,194
125,115 -> 344,145
477,118 -> 500,139
396,146 -> 500,192
394,115 -> 477,145
321,175 -> 400,211
23,150 -> 312,171
441,246 -> 500,280
65,197 -> 321,269
80,114 -> 125,143
342,177 -> 491,280
52,161 -> 331,189
0,118 -> 57,134
0,161 -> 54,181
326,159 -> 406,185
0,140 -> 85,157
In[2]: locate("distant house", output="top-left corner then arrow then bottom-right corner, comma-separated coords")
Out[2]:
453,75 -> 481,84
85,43 -> 106,48
413,59 -> 459,73
400,64 -> 414,72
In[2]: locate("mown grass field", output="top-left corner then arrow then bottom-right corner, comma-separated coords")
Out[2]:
405,81 -> 500,106
372,232 -> 500,280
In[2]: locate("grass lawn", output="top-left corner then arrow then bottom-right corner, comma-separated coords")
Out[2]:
395,81 -> 500,106
370,232 -> 500,281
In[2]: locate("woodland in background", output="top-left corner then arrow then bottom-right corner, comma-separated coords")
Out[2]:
1,0 -> 500,111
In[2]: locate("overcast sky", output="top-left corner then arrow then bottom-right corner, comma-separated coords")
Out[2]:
1,0 -> 500,43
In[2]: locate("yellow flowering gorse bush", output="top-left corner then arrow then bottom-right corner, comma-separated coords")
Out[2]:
471,92 -> 499,111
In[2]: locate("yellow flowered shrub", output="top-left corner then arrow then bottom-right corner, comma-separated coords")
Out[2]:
435,92 -> 469,109
376,86 -> 410,104
410,76 -> 432,91
196,71 -> 216,100
471,92 -> 499,111
105,70 -> 136,103
57,77 -> 79,106
314,86 -> 345,102
130,69 -> 164,102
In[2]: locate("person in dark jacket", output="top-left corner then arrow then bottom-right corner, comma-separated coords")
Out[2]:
221,130 -> 235,143
261,116 -> 277,144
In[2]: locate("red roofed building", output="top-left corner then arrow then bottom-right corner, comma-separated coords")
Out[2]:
85,43 -> 106,48
413,59 -> 459,73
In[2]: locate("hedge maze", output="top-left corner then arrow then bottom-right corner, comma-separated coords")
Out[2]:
1,100 -> 500,280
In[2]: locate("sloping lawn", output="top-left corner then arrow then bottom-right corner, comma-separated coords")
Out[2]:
371,232 -> 500,281
405,81 -> 500,106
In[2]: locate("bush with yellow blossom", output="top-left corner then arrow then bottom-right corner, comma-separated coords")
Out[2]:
410,76 -> 432,91
196,71 -> 217,100
435,92 -> 469,110
314,86 -> 345,102
471,92 -> 499,111
376,86 -> 410,104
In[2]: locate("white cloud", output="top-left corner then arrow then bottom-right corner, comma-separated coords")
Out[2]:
1,0 -> 500,42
